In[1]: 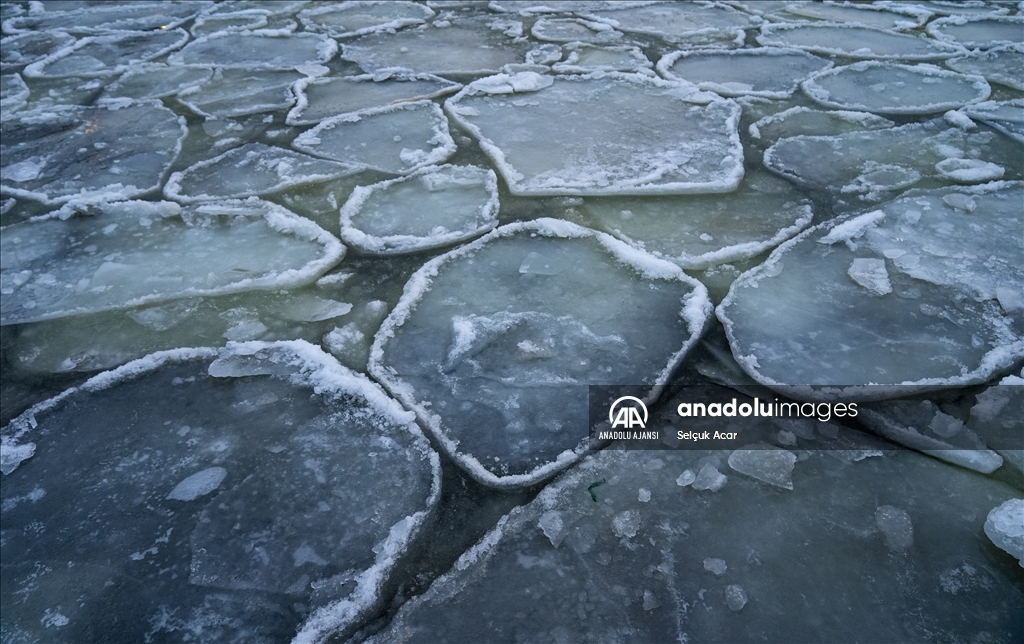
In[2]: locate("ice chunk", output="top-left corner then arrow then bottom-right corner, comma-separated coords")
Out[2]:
691,463 -> 727,492
703,557 -> 727,576
287,72 -> 461,126
0,199 -> 345,325
945,45 -> 1024,91
190,9 -> 271,36
964,99 -> 1024,144
24,28 -> 190,79
551,43 -> 652,74
3,3 -> 202,34
580,2 -> 755,44
101,64 -> 214,101
293,101 -> 455,175
446,72 -> 743,197
580,167 -> 812,270
727,445 -> 796,490
984,499 -> 1024,566
725,584 -> 748,611
927,16 -> 1024,50
165,143 -> 359,202
0,30 -> 75,71
934,158 -> 1005,183
1,101 -> 186,205
774,2 -> 929,30
178,67 -> 318,119
611,510 -> 640,538
749,106 -> 894,147
340,164 -> 499,255
658,48 -> 832,99
298,1 -> 434,39
717,184 -> 1024,391
675,469 -> 695,486
168,32 -> 337,70
0,440 -> 35,475
875,505 -> 913,553
370,218 -> 710,488
757,23 -> 965,60
802,62 -> 990,115
847,258 -> 892,295
531,18 -> 621,44
0,341 -> 440,644
538,510 -> 567,548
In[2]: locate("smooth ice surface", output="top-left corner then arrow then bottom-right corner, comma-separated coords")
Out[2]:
101,63 -> 214,101
178,67 -> 318,119
168,31 -> 337,70
774,2 -> 929,30
802,62 -> 990,115
748,106 -> 895,147
298,1 -> 434,39
757,23 -> 965,60
367,439 -> 1024,643
984,498 -> 1024,566
727,445 -> 796,490
446,72 -> 743,196
24,28 -> 190,79
658,48 -> 832,99
0,341 -> 441,644
581,2 -> 757,42
0,199 -> 344,325
287,73 -> 461,126
293,100 -> 456,175
718,183 -> 1024,391
945,44 -> 1024,91
0,101 -> 186,205
165,143 -> 359,202
927,16 -> 1024,49
578,167 -> 813,270
370,219 -> 710,488
550,43 -> 652,74
340,164 -> 499,255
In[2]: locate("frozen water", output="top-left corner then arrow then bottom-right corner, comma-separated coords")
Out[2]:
550,43 -> 652,74
0,72 -> 29,114
968,376 -> 1024,474
298,1 -> 434,39
446,72 -> 743,196
0,341 -> 441,644
0,440 -> 34,475
0,101 -> 186,205
165,143 -> 359,202
964,99 -> 1024,144
774,2 -> 929,31
934,158 -> 1005,183
190,9 -> 272,37
757,23 -> 965,60
531,17 -> 622,44
339,164 -> 499,255
293,100 -> 456,174
178,67 -> 320,119
727,445 -> 797,490
24,28 -> 190,79
580,2 -> 756,43
748,106 -> 895,147
704,557 -> 727,576
101,63 -> 214,101
691,462 -> 728,492
365,437 -> 1024,643
0,30 -> 75,71
878,1 -> 1011,18
168,31 -> 337,70
945,44 -> 1024,91
658,48 -> 832,99
927,16 -> 1024,49
847,258 -> 892,295
370,218 -> 710,488
984,498 -> 1024,566
2,3 -> 203,34
578,167 -> 812,270
718,183 -> 1024,391
0,199 -> 344,325
802,62 -> 990,115
287,72 -> 461,126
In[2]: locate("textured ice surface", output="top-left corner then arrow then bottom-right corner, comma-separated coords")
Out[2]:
718,183 -> 1024,392
0,199 -> 344,325
927,16 -> 1024,49
579,167 -> 812,270
0,341 -> 440,644
340,164 -> 499,255
758,23 -> 964,60
945,44 -> 1024,91
2,3 -> 203,34
446,72 -> 743,196
168,31 -> 337,70
0,30 -> 75,71
658,48 -> 832,99
0,101 -> 186,205
984,498 -> 1024,566
293,100 -> 455,174
580,2 -> 756,43
774,2 -> 929,30
165,143 -> 359,202
366,439 -> 1024,643
550,43 -> 652,74
190,9 -> 272,36
749,106 -> 895,147
298,1 -> 434,38
964,99 -> 1024,144
24,28 -> 190,79
370,218 -> 710,488
802,62 -> 990,115
0,72 -> 29,114
101,63 -> 214,101
287,72 -> 461,126
531,17 -> 622,44
178,67 -> 318,119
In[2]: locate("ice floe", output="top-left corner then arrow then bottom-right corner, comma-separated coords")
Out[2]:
758,23 -> 965,60
0,199 -> 344,325
298,1 -> 434,39
286,72 -> 461,126
190,8 -> 272,37
531,17 -> 622,44
748,106 -> 894,147
802,62 -> 990,115
0,341 -> 441,644
445,72 -> 743,196
0,30 -> 75,71
550,42 -> 652,74
23,28 -> 190,79
658,47 -> 832,99
370,218 -> 711,488
771,2 -> 930,31
178,66 -> 321,119
2,2 -> 204,35
339,164 -> 499,255
101,63 -> 214,101
927,15 -> 1024,50
580,2 -> 757,44
168,31 -> 337,70
964,99 -> 1024,144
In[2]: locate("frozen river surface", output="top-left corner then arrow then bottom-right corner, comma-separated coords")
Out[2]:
1,1 -> 1023,642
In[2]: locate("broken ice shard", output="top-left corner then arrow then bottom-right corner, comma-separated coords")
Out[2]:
984,498 -> 1024,567
369,218 -> 711,488
445,72 -> 743,196
0,199 -> 344,325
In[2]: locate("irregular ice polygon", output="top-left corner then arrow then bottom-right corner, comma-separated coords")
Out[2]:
550,43 -> 652,74
165,143 -> 359,203
874,1 -> 1008,18
985,498 -> 1024,566
964,99 -> 1024,144
23,28 -> 190,79
757,23 -> 965,60
658,47 -> 832,99
748,106 -> 894,147
1,3 -> 204,34
531,17 -> 622,44
945,44 -> 1024,92
178,67 -> 318,119
0,30 -> 75,71
298,1 -> 434,39
287,72 -> 461,126
0,199 -> 345,325
579,167 -> 812,270
0,101 -> 186,205
927,16 -> 1024,50
802,62 -> 990,115
339,164 -> 499,255
293,100 -> 455,174
101,63 -> 214,101
775,2 -> 929,30
190,9 -> 271,37
366,440 -> 1024,643
369,218 -> 711,488
717,183 -> 1024,392
580,2 -> 757,43
445,72 -> 743,196
168,31 -> 337,70
0,341 -> 441,644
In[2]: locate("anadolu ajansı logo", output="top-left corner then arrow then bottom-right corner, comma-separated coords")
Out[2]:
609,395 -> 648,429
